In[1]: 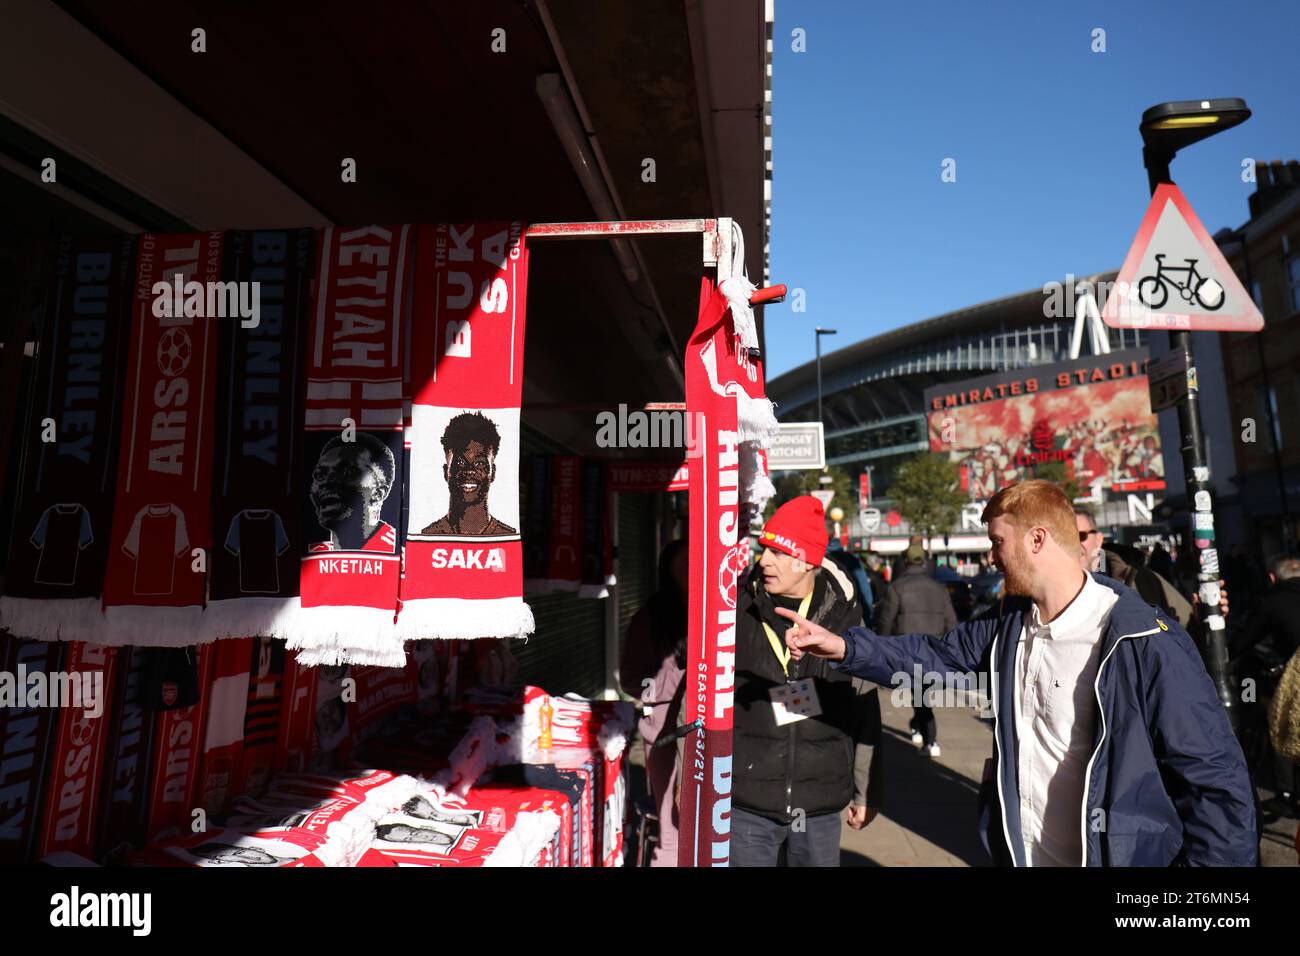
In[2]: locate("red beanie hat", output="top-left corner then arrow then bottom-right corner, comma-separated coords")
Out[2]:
759,495 -> 828,566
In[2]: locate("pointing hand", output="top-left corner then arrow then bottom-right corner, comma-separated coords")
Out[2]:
775,606 -> 846,662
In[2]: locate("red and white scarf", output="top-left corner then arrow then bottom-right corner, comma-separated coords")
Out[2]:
102,233 -> 223,644
37,641 -> 118,859
394,223 -> 533,641
284,225 -> 411,667
677,279 -> 762,868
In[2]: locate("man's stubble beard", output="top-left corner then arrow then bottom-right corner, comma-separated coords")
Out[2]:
1001,548 -> 1034,597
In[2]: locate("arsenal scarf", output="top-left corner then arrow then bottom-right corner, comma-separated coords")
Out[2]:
719,276 -> 778,528
102,233 -> 223,643
0,236 -> 133,642
38,641 -> 118,859
394,223 -> 533,641
286,225 -> 411,667
203,229 -> 314,639
144,643 -> 214,843
274,651 -> 318,773
677,279 -> 747,868
197,637 -> 254,817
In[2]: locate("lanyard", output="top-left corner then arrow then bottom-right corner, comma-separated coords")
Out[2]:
761,590 -> 813,678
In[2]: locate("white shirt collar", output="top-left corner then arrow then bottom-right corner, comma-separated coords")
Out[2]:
1029,571 -> 1099,640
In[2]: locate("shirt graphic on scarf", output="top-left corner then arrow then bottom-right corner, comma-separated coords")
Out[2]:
122,504 -> 190,596
30,504 -> 94,587
224,509 -> 291,593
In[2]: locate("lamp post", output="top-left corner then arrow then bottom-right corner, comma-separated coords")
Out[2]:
815,327 -> 837,431
1139,98 -> 1250,730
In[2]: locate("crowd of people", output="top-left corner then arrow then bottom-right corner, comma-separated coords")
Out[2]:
621,481 -> 1300,867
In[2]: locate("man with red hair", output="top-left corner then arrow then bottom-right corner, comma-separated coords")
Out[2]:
778,480 -> 1256,867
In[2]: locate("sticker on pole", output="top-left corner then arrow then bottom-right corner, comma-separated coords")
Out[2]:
1101,183 -> 1264,332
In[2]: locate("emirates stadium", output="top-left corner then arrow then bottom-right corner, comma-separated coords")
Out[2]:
762,270 -> 1180,557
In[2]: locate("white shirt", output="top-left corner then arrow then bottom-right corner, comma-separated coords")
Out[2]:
1012,572 -> 1119,866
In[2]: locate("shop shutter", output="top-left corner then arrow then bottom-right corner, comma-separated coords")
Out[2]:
509,424 -> 607,698
617,492 -> 656,641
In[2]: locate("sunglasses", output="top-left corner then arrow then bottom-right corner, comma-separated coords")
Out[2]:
1079,528 -> 1100,541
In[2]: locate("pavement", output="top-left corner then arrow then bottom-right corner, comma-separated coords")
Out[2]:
840,690 -> 994,866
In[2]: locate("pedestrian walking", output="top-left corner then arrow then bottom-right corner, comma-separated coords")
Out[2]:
875,541 -> 957,758
731,495 -> 884,867
778,480 -> 1257,867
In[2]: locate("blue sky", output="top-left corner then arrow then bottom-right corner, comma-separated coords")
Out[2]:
765,0 -> 1300,376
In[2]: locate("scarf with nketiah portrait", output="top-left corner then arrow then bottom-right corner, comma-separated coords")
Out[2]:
286,225 -> 411,667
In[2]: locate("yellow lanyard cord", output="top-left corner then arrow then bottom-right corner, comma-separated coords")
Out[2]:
761,590 -> 813,678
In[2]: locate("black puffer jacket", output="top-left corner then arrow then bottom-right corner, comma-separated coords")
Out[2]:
1230,578 -> 1300,660
876,563 -> 957,637
733,561 -> 883,822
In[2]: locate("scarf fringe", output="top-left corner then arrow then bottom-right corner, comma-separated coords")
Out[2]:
483,809 -> 561,867
736,391 -> 779,446
199,596 -> 301,642
0,596 -> 104,643
102,604 -> 205,646
392,597 -> 534,641
740,441 -> 776,513
282,604 -> 405,668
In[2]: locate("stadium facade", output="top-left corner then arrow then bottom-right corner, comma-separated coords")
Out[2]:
763,270 -> 1180,559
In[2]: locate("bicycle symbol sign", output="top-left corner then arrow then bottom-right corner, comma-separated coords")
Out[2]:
1137,254 -> 1224,311
1101,183 -> 1264,333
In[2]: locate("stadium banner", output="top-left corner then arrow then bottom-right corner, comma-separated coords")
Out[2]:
923,347 -> 1163,500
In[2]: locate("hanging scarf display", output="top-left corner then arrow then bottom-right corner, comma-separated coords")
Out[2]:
234,636 -> 285,799
286,225 -> 411,667
37,641 -> 119,859
197,637 -> 255,817
394,223 -> 533,641
101,233 -> 223,644
203,229 -> 314,639
96,646 -> 156,859
0,636 -> 64,863
144,643 -> 215,843
677,279 -> 750,868
0,236 -> 133,642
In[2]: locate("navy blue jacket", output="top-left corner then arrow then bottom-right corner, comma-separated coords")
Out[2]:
834,574 -> 1257,866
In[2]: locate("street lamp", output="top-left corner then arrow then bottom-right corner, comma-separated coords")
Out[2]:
1139,98 -> 1250,730
815,327 -> 837,432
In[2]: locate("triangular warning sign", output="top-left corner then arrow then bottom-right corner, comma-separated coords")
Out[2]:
1101,183 -> 1264,332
